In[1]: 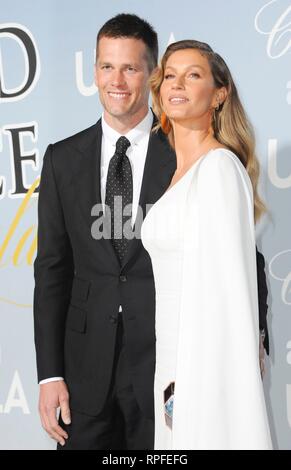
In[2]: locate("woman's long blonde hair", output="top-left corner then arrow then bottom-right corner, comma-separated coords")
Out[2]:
150,40 -> 266,223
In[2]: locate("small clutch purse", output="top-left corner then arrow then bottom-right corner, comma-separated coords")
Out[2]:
164,381 -> 175,428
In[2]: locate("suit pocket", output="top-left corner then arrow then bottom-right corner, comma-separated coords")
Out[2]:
66,304 -> 87,333
71,276 -> 90,302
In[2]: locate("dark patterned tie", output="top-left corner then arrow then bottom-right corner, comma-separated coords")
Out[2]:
105,136 -> 132,264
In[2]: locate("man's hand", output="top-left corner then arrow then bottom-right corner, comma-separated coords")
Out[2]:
39,380 -> 71,446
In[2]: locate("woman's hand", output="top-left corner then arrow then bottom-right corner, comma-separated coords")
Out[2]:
259,332 -> 266,379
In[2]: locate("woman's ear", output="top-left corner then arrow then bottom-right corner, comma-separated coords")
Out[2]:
217,87 -> 227,106
212,87 -> 227,109
150,65 -> 159,76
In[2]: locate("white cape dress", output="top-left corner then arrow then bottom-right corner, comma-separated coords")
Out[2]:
141,149 -> 272,450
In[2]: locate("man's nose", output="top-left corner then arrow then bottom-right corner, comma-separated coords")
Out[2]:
111,70 -> 126,87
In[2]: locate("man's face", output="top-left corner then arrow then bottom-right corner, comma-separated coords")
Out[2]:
95,36 -> 151,126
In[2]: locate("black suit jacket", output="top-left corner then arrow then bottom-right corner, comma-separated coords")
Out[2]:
34,118 -> 269,419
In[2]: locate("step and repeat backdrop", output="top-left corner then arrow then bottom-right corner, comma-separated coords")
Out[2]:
0,0 -> 290,450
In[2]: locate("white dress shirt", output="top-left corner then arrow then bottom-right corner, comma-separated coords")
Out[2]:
39,109 -> 153,384
100,108 -> 153,225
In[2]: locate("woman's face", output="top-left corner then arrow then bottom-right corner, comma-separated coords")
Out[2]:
160,49 -> 222,125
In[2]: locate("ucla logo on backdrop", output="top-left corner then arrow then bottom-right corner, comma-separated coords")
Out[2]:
287,340 -> 291,427
75,48 -> 97,96
267,139 -> 291,188
255,0 -> 291,59
0,346 -> 30,414
287,384 -> 291,427
0,23 -> 40,102
0,370 -> 30,415
287,80 -> 291,104
75,32 -> 177,96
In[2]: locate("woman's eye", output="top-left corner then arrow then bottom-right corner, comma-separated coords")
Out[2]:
164,74 -> 174,79
189,73 -> 200,78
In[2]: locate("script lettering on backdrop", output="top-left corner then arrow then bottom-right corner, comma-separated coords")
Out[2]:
269,249 -> 291,306
0,24 -> 40,307
256,2 -> 291,430
269,249 -> 291,428
255,0 -> 291,59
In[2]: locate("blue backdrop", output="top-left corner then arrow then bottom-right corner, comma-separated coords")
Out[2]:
0,0 -> 290,450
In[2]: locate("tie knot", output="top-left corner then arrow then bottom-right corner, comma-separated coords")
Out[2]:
115,136 -> 130,155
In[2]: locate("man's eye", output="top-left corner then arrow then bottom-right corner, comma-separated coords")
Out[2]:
102,65 -> 112,70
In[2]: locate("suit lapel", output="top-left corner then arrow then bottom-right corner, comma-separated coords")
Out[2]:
74,119 -> 120,269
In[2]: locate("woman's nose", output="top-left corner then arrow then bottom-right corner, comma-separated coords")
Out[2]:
171,77 -> 184,89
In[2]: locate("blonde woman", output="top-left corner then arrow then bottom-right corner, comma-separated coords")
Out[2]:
141,40 -> 272,450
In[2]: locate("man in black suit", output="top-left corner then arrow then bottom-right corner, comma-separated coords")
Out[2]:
34,13 -> 269,450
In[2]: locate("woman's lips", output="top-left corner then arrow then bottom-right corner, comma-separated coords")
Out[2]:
168,96 -> 189,104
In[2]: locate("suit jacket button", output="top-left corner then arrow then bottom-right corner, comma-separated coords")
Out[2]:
110,315 -> 118,324
119,275 -> 127,282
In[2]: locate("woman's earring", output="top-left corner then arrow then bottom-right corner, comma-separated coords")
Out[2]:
161,112 -> 171,134
213,106 -> 219,129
